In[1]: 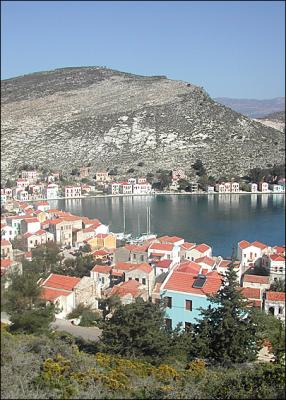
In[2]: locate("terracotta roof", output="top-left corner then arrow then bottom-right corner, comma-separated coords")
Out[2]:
150,252 -> 164,258
111,270 -> 124,276
95,233 -> 109,239
23,217 -> 40,223
156,259 -> 172,268
273,245 -> 285,255
193,243 -> 211,253
125,243 -> 150,252
92,249 -> 110,256
269,254 -> 285,262
251,241 -> 268,250
110,279 -> 141,298
91,265 -> 112,274
1,240 -> 11,246
266,291 -> 286,301
240,287 -> 261,300
239,240 -> 268,250
158,235 -> 183,243
177,261 -> 201,275
243,275 -> 269,284
41,274 -> 81,291
115,262 -> 137,271
238,240 -> 251,249
41,287 -> 71,301
1,259 -> 12,275
195,256 -> 215,266
164,270 -> 222,295
181,242 -> 195,250
149,243 -> 174,252
132,263 -> 153,274
35,229 -> 47,235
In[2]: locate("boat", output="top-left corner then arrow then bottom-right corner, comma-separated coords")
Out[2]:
114,205 -> 132,240
126,206 -> 157,243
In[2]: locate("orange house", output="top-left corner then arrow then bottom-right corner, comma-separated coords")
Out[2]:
87,233 -> 116,250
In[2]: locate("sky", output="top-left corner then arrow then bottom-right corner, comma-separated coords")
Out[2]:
1,1 -> 285,99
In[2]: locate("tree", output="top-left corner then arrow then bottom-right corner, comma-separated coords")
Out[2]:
192,159 -> 206,176
137,161 -> 144,167
100,298 -> 171,362
191,263 -> 259,365
127,168 -> 135,173
158,172 -> 172,190
98,295 -> 121,320
249,167 -> 266,184
3,271 -> 55,334
269,279 -> 285,292
178,179 -> 191,191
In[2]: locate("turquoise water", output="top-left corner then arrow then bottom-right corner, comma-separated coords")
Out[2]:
49,194 -> 285,258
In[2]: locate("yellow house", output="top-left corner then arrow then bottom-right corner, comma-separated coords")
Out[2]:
34,210 -> 48,223
87,233 -> 116,250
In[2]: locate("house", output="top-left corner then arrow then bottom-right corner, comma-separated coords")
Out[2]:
250,183 -> 258,192
180,242 -> 196,259
16,178 -> 29,189
242,274 -> 270,291
1,240 -> 13,259
128,178 -> 137,185
95,171 -> 110,182
20,217 -> 41,234
33,209 -> 48,223
21,170 -> 38,183
138,177 -> 147,184
224,182 -> 231,192
114,246 -> 131,263
266,254 -> 285,282
1,224 -> 17,241
124,262 -> 155,296
231,182 -> 240,192
90,265 -> 112,291
172,169 -> 186,181
158,235 -> 185,246
6,215 -> 25,235
4,188 -> 13,198
44,184 -> 59,199
16,190 -> 29,202
79,166 -> 91,178
184,243 -> 212,261
24,230 -> 54,251
259,182 -> 269,193
1,194 -> 7,205
119,183 -> 133,195
125,243 -> 150,263
92,249 -> 113,263
65,186 -> 82,198
169,180 -> 179,191
47,219 -> 73,247
148,242 -> 180,267
195,256 -> 216,272
240,287 -> 262,308
189,183 -> 199,192
269,184 -> 284,193
108,183 -> 120,195
36,201 -> 50,212
160,269 -> 222,329
87,233 -> 116,251
133,183 -> 152,195
215,183 -> 226,193
264,291 -> 285,322
207,186 -> 215,193
215,259 -> 241,281
108,279 -> 148,305
154,259 -> 173,276
40,273 -> 98,318
237,240 -> 271,273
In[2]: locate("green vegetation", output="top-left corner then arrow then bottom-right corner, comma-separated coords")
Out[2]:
67,304 -> 102,327
270,279 -> 285,292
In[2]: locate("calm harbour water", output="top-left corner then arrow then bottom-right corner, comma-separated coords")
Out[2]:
49,194 -> 285,258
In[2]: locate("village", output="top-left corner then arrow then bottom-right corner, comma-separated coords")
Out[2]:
1,166 -> 285,205
1,189 -> 285,329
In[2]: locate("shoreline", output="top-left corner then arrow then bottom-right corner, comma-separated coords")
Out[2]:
18,191 -> 286,202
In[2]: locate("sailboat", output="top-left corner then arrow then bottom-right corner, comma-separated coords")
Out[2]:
128,207 -> 156,243
114,205 -> 131,240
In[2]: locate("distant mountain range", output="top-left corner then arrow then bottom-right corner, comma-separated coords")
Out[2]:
1,67 -> 285,182
214,97 -> 285,118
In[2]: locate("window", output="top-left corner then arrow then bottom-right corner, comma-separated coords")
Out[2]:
133,254 -> 137,260
185,300 -> 192,311
165,296 -> 172,308
129,277 -> 132,280
185,322 -> 192,332
165,318 -> 172,330
142,278 -> 146,285
135,278 -> 139,282
141,255 -> 144,262
102,277 -> 105,284
278,307 -> 282,314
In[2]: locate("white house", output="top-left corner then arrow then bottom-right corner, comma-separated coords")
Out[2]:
184,243 -> 212,261
1,194 -> 7,205
215,183 -> 226,193
65,186 -> 82,198
21,170 -> 38,183
251,183 -> 258,192
44,184 -> 59,199
124,263 -> 155,296
128,178 -> 137,185
269,184 -> 284,193
172,169 -> 186,181
148,242 -> 180,267
6,215 -> 25,235
36,201 -> 51,212
264,291 -> 285,322
237,240 -> 272,273
4,188 -> 13,198
259,182 -> 269,193
95,172 -> 110,182
242,274 -> 270,291
108,183 -> 120,195
207,186 -> 215,193
16,190 -> 29,202
16,178 -> 29,189
133,183 -> 152,195
0,224 -> 17,241
90,265 -> 112,291
119,183 -> 133,195
138,177 -> 147,184
265,254 -> 286,282
24,229 -> 54,251
20,217 -> 41,234
231,182 -> 240,192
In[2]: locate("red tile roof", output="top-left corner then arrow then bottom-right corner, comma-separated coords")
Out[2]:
132,263 -> 153,274
193,244 -> 211,253
92,249 -> 110,256
181,242 -> 196,250
41,287 -> 71,301
238,240 -> 251,249
156,259 -> 172,268
91,265 -> 112,274
1,259 -> 12,275
110,279 -> 141,298
243,275 -> 269,284
125,243 -> 150,252
239,240 -> 268,250
24,217 -> 40,223
1,240 -> 11,246
240,287 -> 261,300
164,270 -> 221,295
195,256 -> 215,266
115,262 -> 138,271
37,201 -> 49,206
158,235 -> 183,243
95,233 -> 109,239
273,245 -> 285,255
177,261 -> 201,275
251,241 -> 268,250
266,291 -> 286,301
149,243 -> 174,252
41,273 -> 81,291
269,254 -> 285,262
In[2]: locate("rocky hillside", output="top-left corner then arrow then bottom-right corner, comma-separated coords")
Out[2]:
255,111 -> 285,133
1,67 -> 285,181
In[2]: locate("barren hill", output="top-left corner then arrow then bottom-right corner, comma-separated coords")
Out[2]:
1,67 -> 284,181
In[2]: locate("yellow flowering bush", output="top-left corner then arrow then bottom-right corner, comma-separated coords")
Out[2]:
184,359 -> 206,378
154,364 -> 180,382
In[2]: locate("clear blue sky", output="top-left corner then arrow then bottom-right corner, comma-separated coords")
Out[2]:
1,0 -> 285,98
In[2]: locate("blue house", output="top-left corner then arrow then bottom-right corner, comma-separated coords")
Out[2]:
160,261 -> 222,330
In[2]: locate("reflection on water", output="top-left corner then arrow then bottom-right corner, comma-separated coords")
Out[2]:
49,194 -> 285,257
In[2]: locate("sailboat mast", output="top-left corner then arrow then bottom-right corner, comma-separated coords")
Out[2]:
123,206 -> 126,233
138,214 -> 140,236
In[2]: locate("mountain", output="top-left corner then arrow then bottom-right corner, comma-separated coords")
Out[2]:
254,111 -> 285,133
1,67 -> 285,182
214,97 -> 285,119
